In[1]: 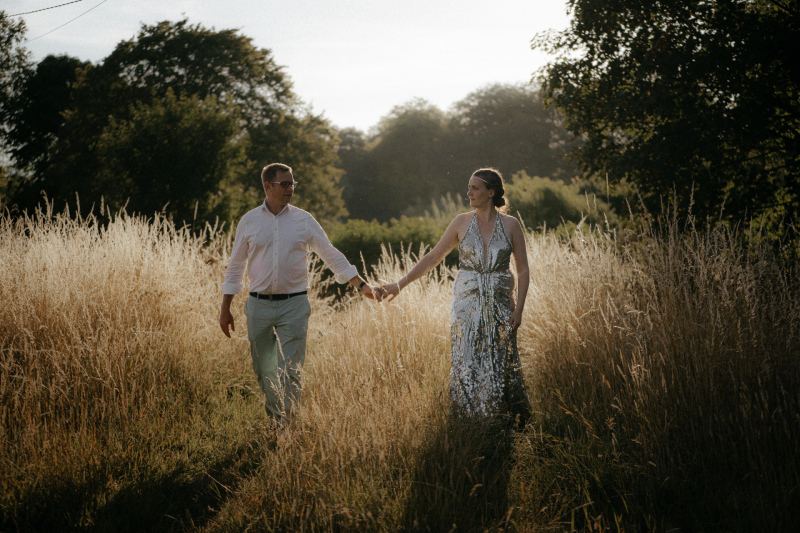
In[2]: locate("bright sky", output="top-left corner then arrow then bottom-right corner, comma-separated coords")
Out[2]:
6,0 -> 572,132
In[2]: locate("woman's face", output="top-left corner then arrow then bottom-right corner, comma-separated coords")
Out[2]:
467,176 -> 494,208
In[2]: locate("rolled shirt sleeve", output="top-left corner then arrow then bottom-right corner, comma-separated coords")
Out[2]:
221,218 -> 249,294
306,216 -> 358,284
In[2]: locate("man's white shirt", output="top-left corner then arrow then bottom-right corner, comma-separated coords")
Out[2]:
221,202 -> 357,295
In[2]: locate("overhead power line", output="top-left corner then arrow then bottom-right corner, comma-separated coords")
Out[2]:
26,0 -> 110,43
9,0 -> 86,17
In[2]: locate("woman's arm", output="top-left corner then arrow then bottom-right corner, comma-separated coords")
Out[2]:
381,214 -> 466,300
507,216 -> 529,331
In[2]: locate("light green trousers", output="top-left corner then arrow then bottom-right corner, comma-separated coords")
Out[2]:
244,294 -> 311,422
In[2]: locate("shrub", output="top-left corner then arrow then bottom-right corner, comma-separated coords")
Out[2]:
506,171 -> 617,231
328,215 -> 455,275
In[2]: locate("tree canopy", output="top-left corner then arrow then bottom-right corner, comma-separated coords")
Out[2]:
448,84 -> 575,182
342,99 -> 451,221
6,54 -> 86,175
6,19 -> 347,225
339,84 -> 577,222
535,0 -> 800,228
93,90 -> 251,225
0,12 -> 31,158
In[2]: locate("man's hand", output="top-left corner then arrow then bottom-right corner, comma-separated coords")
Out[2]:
220,308 -> 235,337
351,276 -> 383,301
220,294 -> 235,338
361,284 -> 384,301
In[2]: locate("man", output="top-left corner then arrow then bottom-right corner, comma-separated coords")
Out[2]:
219,162 -> 379,424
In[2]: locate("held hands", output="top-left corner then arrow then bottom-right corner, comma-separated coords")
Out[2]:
378,282 -> 401,302
358,279 -> 401,302
358,281 -> 401,302
360,283 -> 383,301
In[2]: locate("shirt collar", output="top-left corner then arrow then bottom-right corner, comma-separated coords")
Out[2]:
261,201 -> 290,217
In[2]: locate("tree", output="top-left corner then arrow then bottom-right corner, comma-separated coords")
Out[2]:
535,0 -> 800,227
337,85 -> 579,222
6,55 -> 86,174
0,12 -> 30,126
341,99 -> 452,221
93,90 -> 251,225
38,20 -> 346,224
0,12 -> 32,209
336,127 -> 374,217
0,12 -> 30,148
448,84 -> 577,185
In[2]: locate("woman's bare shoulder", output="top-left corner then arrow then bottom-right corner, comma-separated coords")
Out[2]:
450,211 -> 474,227
447,211 -> 474,240
500,213 -> 523,233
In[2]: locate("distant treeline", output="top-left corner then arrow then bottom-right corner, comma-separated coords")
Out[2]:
0,15 -> 619,231
336,87 -> 578,222
3,0 -> 799,253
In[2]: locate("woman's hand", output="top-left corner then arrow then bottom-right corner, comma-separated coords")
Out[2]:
380,282 -> 401,302
510,308 -> 523,332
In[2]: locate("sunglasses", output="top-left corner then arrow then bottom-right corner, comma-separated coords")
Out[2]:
268,180 -> 298,189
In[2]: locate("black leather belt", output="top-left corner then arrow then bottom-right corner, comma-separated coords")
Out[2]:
249,291 -> 307,301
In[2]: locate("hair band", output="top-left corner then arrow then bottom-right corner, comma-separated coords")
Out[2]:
471,176 -> 489,184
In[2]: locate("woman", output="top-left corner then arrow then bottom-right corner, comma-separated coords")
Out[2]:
380,168 -> 532,423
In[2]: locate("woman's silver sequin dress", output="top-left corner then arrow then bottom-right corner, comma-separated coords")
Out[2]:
450,212 -> 532,420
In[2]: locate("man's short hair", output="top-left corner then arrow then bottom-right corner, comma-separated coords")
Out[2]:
261,163 -> 292,184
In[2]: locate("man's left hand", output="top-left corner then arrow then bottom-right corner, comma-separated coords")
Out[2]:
361,284 -> 382,301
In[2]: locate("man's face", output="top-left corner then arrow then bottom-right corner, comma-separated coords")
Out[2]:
264,170 -> 295,207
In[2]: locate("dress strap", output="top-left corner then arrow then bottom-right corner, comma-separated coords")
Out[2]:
495,214 -> 511,246
459,212 -> 478,245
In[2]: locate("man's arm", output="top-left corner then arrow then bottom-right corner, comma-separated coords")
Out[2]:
220,294 -> 235,337
306,216 -> 379,299
220,218 -> 249,338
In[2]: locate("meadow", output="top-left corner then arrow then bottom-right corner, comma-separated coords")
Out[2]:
1,203 -> 798,532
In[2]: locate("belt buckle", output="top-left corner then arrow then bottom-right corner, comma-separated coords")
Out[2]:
267,294 -> 276,301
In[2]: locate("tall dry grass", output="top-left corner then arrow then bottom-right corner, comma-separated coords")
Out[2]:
0,203 -> 252,530
206,246 -> 522,532
1,203 -> 798,531
1,202 -> 223,429
515,217 -> 800,530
